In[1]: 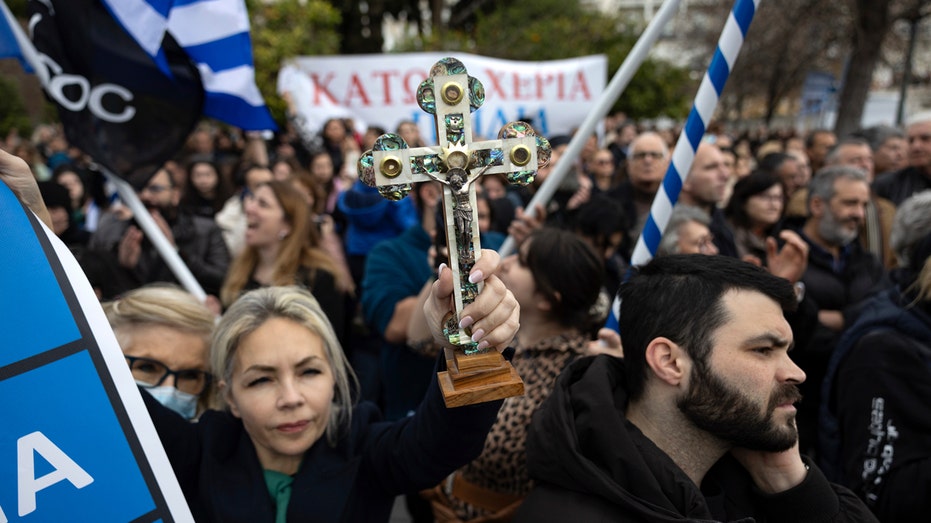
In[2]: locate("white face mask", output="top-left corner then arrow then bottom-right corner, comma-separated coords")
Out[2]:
141,382 -> 199,420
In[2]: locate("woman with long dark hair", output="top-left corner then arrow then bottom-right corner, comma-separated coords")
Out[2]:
180,157 -> 231,218
725,170 -> 786,264
424,227 -> 605,521
220,180 -> 352,340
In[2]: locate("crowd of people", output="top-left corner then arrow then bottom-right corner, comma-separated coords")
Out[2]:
2,104 -> 930,522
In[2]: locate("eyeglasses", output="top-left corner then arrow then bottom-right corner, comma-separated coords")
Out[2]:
752,193 -> 784,204
593,159 -> 614,165
141,184 -> 171,195
125,356 -> 212,396
697,235 -> 716,253
631,151 -> 665,161
691,234 -> 716,254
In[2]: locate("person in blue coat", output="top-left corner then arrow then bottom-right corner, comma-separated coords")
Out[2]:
142,256 -> 518,522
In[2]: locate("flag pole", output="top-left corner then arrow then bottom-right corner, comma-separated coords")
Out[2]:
605,0 -> 761,332
498,0 -> 683,257
102,170 -> 208,301
630,0 -> 760,266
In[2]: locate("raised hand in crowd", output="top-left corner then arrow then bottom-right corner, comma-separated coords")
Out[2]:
765,230 -> 809,283
583,327 -> 623,358
508,203 -> 546,247
117,225 -> 144,269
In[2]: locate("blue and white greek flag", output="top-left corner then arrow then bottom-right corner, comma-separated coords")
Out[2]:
101,0 -> 276,131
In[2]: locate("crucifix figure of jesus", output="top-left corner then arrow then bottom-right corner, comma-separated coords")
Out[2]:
358,57 -> 551,406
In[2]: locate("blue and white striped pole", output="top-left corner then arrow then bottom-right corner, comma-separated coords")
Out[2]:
606,0 -> 761,331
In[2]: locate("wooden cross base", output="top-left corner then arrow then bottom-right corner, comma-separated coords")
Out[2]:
438,348 -> 524,408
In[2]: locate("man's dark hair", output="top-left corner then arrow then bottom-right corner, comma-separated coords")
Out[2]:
805,129 -> 834,150
619,255 -> 796,401
758,152 -> 795,174
852,125 -> 903,153
524,227 -> 604,330
572,194 -> 630,260
824,137 -> 871,165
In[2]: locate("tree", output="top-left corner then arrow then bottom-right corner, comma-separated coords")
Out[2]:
5,0 -> 25,16
334,0 -> 386,53
476,0 -> 693,119
686,0 -> 849,125
246,0 -> 342,122
0,76 -> 32,136
834,0 -> 930,136
392,0 -> 693,119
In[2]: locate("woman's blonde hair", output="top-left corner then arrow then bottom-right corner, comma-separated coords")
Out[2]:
220,180 -> 346,306
103,284 -> 215,351
211,286 -> 358,446
103,284 -> 216,408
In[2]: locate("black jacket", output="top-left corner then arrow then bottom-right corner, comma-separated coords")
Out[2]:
89,210 -> 231,295
709,207 -> 739,259
820,286 -> 931,521
516,355 -> 877,522
797,233 -> 887,356
144,357 -> 502,522
872,166 -> 931,207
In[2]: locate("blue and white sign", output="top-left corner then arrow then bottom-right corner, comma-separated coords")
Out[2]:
799,71 -> 837,117
0,182 -> 192,522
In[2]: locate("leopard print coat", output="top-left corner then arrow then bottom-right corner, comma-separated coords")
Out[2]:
445,332 -> 589,520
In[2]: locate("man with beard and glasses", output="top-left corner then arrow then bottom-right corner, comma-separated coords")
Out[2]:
514,255 -> 875,522
89,166 -> 231,296
790,165 -> 887,458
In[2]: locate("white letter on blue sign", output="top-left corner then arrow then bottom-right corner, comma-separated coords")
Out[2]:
16,431 -> 94,517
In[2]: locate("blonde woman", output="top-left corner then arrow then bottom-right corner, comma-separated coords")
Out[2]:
104,285 -> 216,419
145,255 -> 517,521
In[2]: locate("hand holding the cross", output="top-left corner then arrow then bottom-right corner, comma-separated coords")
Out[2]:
424,249 -> 519,354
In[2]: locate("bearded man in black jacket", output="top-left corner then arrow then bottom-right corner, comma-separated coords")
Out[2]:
516,255 -> 876,522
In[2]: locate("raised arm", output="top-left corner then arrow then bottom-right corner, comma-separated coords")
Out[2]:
361,250 -> 519,493
0,148 -> 52,228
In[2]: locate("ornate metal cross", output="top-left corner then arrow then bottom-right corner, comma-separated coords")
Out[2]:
358,57 -> 551,406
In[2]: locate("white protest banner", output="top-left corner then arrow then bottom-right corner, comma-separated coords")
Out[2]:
0,182 -> 193,522
278,52 -> 607,143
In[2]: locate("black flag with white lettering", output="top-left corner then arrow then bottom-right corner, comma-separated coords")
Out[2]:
28,0 -> 202,189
